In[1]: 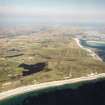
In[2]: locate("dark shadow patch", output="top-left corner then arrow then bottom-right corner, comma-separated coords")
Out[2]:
8,48 -> 21,52
19,62 -> 48,76
6,54 -> 24,58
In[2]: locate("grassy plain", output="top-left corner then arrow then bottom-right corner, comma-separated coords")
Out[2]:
0,31 -> 105,91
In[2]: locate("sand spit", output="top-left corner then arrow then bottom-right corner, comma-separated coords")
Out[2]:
74,38 -> 103,62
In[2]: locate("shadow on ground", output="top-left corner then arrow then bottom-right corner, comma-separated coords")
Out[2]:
19,62 -> 48,76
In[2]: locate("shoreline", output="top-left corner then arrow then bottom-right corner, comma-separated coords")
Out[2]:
74,38 -> 103,62
0,73 -> 105,101
0,37 -> 104,101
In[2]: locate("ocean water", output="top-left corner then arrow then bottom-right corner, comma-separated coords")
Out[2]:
80,39 -> 105,61
0,78 -> 105,105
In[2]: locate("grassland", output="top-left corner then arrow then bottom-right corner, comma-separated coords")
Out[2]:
0,31 -> 105,92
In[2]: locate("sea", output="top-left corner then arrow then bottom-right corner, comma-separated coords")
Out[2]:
80,39 -> 105,61
0,78 -> 105,105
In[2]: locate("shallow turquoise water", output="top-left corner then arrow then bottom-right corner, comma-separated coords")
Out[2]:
86,41 -> 105,47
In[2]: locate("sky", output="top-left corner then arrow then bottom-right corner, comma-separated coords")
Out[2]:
0,0 -> 105,24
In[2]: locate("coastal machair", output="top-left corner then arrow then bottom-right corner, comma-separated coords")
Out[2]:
0,0 -> 105,105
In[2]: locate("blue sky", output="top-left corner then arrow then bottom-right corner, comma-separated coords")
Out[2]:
0,0 -> 105,24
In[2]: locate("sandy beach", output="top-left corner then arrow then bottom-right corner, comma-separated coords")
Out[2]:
74,38 -> 103,61
0,73 -> 105,101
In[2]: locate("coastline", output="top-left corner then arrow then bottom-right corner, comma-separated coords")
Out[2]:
74,38 -> 103,62
0,73 -> 105,101
0,37 -> 104,101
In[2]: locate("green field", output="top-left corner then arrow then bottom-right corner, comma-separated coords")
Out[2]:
0,33 -> 105,91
